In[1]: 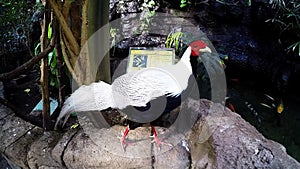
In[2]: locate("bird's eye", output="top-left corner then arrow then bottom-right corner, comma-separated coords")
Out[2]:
193,45 -> 198,48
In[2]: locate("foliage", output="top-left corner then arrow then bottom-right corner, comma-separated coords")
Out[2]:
266,0 -> 300,56
34,23 -> 59,88
70,123 -> 79,129
110,27 -> 117,54
215,0 -> 251,6
48,48 -> 59,88
269,0 -> 286,8
0,0 -> 39,42
115,0 -> 158,34
165,31 -> 183,51
180,0 -> 191,8
178,0 -> 251,9
288,41 -> 300,57
165,31 -> 207,55
138,0 -> 158,34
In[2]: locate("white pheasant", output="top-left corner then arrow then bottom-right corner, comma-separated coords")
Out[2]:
55,40 -> 211,149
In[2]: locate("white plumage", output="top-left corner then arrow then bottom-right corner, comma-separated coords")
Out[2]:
55,45 -> 209,128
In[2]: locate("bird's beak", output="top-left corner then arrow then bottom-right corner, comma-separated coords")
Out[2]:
199,46 -> 212,53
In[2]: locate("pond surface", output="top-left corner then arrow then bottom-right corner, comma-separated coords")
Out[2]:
226,76 -> 300,162
0,153 -> 12,169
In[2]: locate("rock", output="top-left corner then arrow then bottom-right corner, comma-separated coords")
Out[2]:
63,128 -> 151,169
62,125 -> 189,169
27,131 -> 63,169
4,128 -> 43,169
51,129 -> 78,167
153,145 -> 190,168
0,111 -> 35,153
185,99 -> 300,168
210,0 -> 245,23
0,99 -> 299,168
0,104 -> 13,119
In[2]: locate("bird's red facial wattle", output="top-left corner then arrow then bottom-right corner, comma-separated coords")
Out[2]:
189,40 -> 211,57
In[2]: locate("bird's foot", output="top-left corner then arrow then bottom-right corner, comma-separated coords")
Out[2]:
151,135 -> 173,150
151,126 -> 172,150
120,137 -> 135,152
119,125 -> 134,152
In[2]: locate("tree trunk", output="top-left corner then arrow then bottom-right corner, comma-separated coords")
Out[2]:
87,0 -> 111,83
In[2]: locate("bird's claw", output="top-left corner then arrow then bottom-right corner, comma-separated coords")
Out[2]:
151,135 -> 173,150
121,139 -> 134,152
120,125 -> 133,152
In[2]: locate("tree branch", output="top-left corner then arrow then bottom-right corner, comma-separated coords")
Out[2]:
60,31 -> 81,86
40,1 -> 51,131
49,0 -> 80,57
0,40 -> 55,81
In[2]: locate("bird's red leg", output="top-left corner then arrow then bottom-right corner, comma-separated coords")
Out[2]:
120,125 -> 133,151
151,126 -> 172,150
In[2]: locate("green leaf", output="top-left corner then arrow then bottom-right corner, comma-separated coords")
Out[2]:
175,38 -> 179,50
51,59 -> 57,68
48,23 -> 52,40
247,0 -> 251,6
149,0 -> 155,6
148,11 -> 155,17
48,48 -> 56,65
52,69 -> 58,76
34,43 -> 41,56
70,123 -> 79,129
24,88 -> 30,93
287,41 -> 300,56
48,51 -> 54,64
180,4 -> 187,8
50,79 -> 56,87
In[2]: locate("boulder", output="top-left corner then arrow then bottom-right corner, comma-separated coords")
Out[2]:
0,99 -> 299,168
60,125 -> 189,169
186,99 -> 300,168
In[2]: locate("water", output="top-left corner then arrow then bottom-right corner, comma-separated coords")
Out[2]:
227,78 -> 300,162
0,154 -> 12,169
